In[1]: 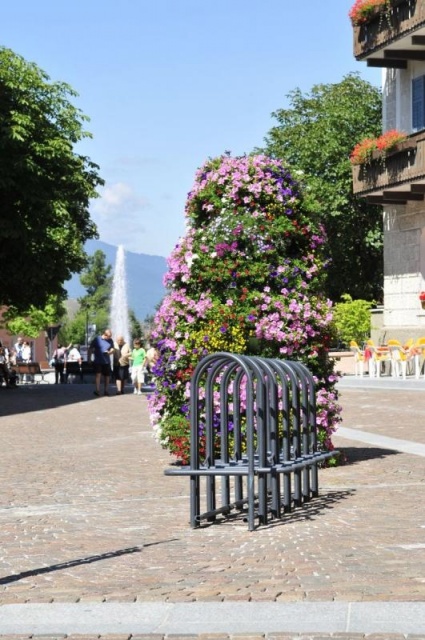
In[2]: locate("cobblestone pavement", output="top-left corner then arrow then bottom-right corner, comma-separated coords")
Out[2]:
0,379 -> 424,638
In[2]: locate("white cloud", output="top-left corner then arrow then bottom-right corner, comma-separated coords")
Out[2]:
92,182 -> 148,217
91,182 -> 151,252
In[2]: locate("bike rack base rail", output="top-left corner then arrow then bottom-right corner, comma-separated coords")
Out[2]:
164,353 -> 339,531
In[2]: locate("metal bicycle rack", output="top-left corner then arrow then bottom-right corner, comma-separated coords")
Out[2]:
164,352 -> 339,531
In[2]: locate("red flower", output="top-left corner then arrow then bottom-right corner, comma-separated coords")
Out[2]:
350,130 -> 407,165
350,138 -> 378,165
349,0 -> 388,25
376,129 -> 407,151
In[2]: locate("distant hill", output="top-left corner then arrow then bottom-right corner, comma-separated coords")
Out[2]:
65,239 -> 167,320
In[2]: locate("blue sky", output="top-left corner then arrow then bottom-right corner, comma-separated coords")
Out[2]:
3,0 -> 380,258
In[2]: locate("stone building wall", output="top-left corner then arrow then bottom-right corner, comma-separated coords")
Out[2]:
381,201 -> 425,342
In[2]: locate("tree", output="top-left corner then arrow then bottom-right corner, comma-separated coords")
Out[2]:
0,47 -> 103,311
129,309 -> 143,342
79,250 -> 112,312
60,250 -> 112,345
261,73 -> 383,302
332,294 -> 374,347
2,295 -> 66,339
149,154 -> 341,463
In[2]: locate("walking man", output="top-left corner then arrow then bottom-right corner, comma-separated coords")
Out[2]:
89,328 -> 114,397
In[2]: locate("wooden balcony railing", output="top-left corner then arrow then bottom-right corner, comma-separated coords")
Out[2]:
352,131 -> 425,199
353,0 -> 425,60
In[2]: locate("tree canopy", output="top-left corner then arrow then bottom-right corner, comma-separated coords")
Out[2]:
59,250 -> 112,346
2,295 -> 65,339
261,73 -> 383,302
79,250 -> 112,312
0,47 -> 103,311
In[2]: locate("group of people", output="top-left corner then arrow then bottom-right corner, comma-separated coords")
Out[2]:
0,337 -> 32,388
89,328 -> 158,397
51,342 -> 82,384
0,329 -> 159,394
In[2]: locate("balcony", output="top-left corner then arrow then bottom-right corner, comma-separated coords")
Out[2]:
352,131 -> 425,204
354,0 -> 425,66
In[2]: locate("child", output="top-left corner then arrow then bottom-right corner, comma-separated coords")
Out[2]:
130,338 -> 146,395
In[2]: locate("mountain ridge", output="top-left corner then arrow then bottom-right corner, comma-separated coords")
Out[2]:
65,239 -> 167,320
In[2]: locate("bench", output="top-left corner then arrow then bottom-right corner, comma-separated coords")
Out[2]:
64,361 -> 96,383
15,362 -> 50,384
164,353 -> 339,531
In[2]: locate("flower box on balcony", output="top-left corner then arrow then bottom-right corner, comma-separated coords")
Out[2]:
350,0 -> 409,26
349,0 -> 389,26
350,130 -> 409,165
370,140 -> 416,160
352,130 -> 425,195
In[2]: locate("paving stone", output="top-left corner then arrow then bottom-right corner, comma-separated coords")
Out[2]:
0,382 -> 424,640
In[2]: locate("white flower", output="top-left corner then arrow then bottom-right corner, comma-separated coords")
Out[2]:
185,253 -> 198,268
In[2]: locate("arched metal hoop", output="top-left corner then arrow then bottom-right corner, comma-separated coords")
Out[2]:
164,352 -> 339,531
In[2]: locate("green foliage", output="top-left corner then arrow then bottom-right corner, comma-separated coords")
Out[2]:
78,250 -> 112,311
129,309 -> 143,341
3,296 -> 66,338
58,314 -> 85,346
59,308 -> 109,347
261,73 -> 383,302
0,47 -> 103,311
61,250 -> 112,345
332,294 -> 373,347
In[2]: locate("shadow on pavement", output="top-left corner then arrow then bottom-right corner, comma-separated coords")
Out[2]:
195,489 -> 355,530
339,446 -> 401,465
0,539 -> 179,585
0,383 -> 114,418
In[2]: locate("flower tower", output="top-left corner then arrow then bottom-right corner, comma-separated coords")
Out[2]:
148,154 -> 341,463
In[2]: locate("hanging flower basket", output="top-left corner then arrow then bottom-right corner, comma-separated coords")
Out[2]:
419,292 -> 425,309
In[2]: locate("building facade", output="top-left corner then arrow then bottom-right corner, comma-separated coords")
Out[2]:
352,0 -> 425,342
0,308 -> 60,364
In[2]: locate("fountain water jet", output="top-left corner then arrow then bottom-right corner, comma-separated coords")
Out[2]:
110,245 -> 131,346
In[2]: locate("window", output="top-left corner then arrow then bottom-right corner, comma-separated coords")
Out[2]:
412,75 -> 425,131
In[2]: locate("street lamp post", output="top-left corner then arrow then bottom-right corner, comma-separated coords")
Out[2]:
85,311 -> 96,361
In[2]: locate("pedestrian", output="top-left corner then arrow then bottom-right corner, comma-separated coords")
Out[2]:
67,344 -> 82,363
8,348 -> 17,366
66,343 -> 83,383
14,337 -> 24,362
144,345 -> 159,384
21,340 -> 32,362
0,342 -> 12,388
52,343 -> 68,384
129,338 -> 146,395
89,328 -> 114,397
113,335 -> 132,395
